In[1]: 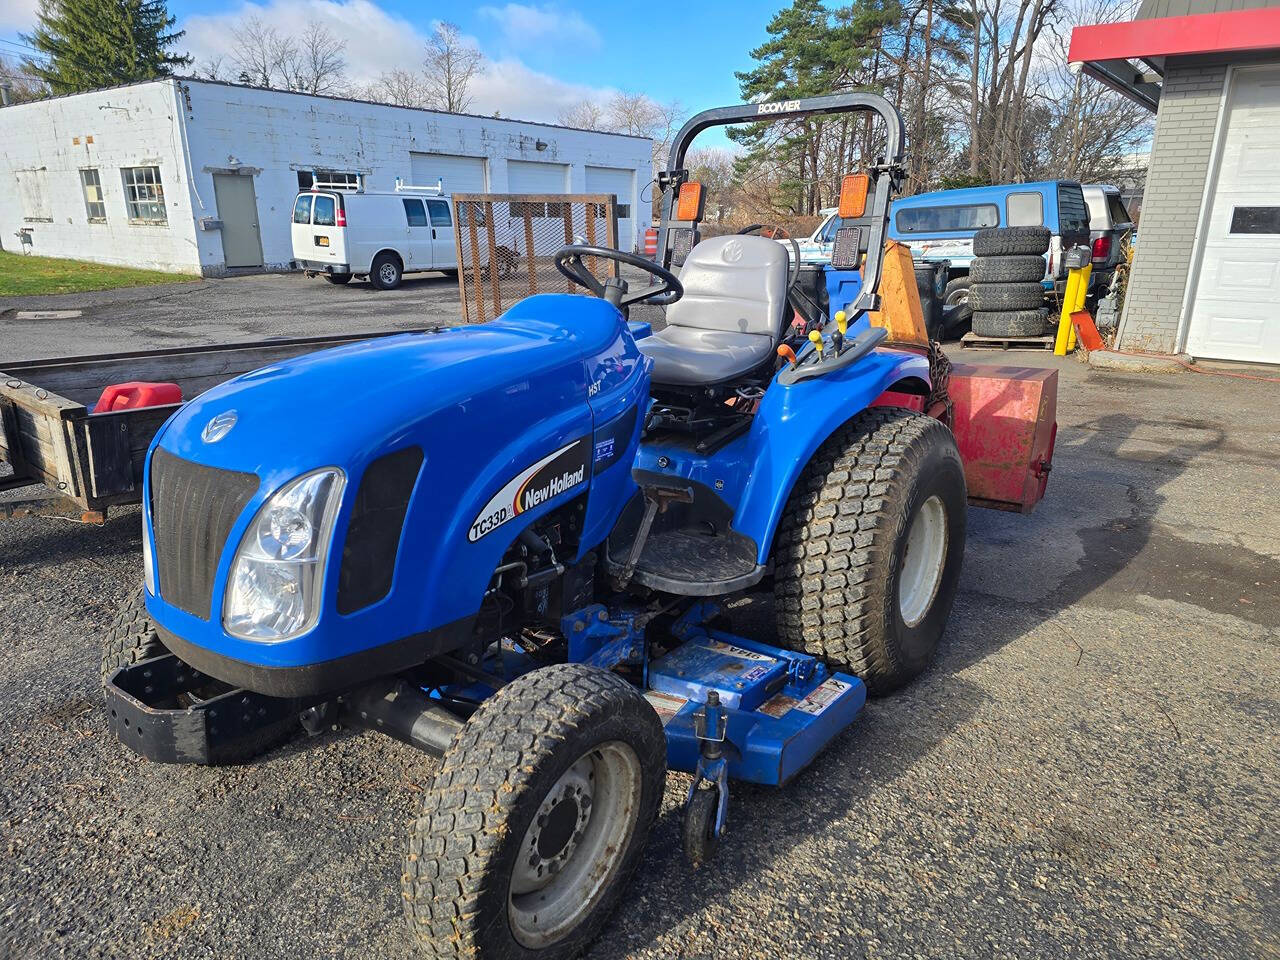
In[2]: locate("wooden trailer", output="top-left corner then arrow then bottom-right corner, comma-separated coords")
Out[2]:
0,331 -> 421,522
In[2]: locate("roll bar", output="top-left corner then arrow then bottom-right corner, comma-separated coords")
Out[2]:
655,92 -> 907,321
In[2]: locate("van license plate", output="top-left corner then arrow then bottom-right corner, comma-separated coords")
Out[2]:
315,236 -> 329,247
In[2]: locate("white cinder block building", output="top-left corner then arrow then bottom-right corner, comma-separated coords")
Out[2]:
0,78 -> 652,275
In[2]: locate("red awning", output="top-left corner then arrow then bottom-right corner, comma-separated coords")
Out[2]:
1068,7 -> 1280,111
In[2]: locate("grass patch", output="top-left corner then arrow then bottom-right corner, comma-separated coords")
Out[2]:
0,250 -> 197,297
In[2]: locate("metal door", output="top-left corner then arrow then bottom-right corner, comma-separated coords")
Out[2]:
213,174 -> 264,268
1187,67 -> 1280,363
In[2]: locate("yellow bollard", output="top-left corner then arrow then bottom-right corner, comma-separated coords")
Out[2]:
1055,260 -> 1092,355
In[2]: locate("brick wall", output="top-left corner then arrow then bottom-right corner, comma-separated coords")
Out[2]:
1116,62 -> 1227,353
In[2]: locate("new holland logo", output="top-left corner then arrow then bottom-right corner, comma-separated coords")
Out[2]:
468,439 -> 590,542
201,410 -> 237,443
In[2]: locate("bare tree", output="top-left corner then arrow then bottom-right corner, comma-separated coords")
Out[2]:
281,23 -> 347,95
687,147 -> 739,223
229,15 -> 280,87
228,17 -> 346,94
362,68 -> 433,108
196,56 -> 226,81
0,53 -> 49,103
558,99 -> 607,130
423,21 -> 484,112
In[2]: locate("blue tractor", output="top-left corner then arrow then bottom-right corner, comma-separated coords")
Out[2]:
103,94 -> 996,959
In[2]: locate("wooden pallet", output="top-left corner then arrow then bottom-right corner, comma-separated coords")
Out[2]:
960,331 -> 1056,351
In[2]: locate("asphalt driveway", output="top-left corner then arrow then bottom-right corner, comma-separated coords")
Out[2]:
0,289 -> 1276,959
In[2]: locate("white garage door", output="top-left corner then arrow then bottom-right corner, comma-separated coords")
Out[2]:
507,160 -> 569,193
1186,67 -> 1280,364
586,165 -> 635,251
409,152 -> 487,195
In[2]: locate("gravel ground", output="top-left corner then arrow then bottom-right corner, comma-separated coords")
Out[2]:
0,293 -> 1277,959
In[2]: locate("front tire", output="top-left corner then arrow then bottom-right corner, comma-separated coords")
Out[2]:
101,586 -> 297,764
403,664 -> 666,959
773,409 -> 966,695
101,586 -> 166,686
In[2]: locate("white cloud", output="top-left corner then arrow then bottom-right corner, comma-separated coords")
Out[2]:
180,0 -> 614,123
0,0 -> 41,33
478,3 -> 600,52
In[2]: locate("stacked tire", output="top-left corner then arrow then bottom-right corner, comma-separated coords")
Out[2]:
968,226 -> 1051,338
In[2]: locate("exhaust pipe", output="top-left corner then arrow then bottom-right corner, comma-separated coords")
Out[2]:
344,678 -> 464,755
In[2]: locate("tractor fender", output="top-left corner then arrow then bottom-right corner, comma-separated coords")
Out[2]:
734,347 -> 931,564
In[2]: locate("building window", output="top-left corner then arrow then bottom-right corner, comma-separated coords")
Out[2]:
1229,206 -> 1280,234
16,169 -> 52,222
121,166 -> 167,224
298,170 -> 360,191
80,169 -> 107,222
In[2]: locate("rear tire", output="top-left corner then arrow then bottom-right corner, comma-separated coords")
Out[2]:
403,664 -> 666,959
773,409 -> 966,695
370,252 -> 403,290
972,226 -> 1051,257
970,255 -> 1046,284
323,273 -> 352,285
970,282 -> 1045,312
943,277 -> 972,313
972,308 -> 1050,338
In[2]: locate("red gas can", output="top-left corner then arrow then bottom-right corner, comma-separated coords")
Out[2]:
93,381 -> 183,413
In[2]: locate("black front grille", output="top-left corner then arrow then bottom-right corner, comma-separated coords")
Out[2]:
150,447 -> 260,621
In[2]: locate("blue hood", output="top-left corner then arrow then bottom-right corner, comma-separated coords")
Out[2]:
157,295 -> 622,476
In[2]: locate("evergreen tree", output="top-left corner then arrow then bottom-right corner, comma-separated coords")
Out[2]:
729,0 -> 898,214
22,0 -> 191,94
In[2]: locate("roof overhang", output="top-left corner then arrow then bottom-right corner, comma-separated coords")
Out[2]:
1068,7 -> 1280,111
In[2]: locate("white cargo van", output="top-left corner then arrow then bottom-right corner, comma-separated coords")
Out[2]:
291,183 -> 458,290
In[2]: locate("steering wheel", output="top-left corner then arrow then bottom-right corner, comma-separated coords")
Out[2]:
738,224 -> 801,290
554,245 -> 683,308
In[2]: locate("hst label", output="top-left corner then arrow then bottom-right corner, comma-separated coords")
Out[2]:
468,439 -> 589,542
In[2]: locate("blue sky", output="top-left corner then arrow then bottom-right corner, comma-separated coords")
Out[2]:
1,0 -> 780,143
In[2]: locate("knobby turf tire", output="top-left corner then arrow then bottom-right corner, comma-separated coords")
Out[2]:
972,226 -> 1051,257
969,282 -> 1045,312
969,255 -> 1046,284
972,308 -> 1050,338
403,663 -> 667,960
773,408 -> 966,695
101,586 -> 167,686
101,586 -> 298,764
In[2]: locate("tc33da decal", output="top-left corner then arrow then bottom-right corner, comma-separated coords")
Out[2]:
468,438 -> 589,542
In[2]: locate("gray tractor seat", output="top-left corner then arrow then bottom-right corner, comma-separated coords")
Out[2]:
639,235 -> 790,386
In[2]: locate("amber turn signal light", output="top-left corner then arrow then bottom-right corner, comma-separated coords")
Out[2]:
837,174 -> 869,219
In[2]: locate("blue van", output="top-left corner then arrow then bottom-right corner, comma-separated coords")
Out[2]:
794,180 -> 1092,310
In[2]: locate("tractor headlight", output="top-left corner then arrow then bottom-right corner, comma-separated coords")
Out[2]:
223,468 -> 345,642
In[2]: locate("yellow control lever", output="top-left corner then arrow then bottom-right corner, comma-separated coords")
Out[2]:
808,329 -> 824,359
835,310 -> 847,337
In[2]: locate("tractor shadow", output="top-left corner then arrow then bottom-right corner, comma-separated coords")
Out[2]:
590,409 -> 1228,958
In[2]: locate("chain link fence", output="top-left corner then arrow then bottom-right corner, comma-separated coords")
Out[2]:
451,194 -> 620,324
